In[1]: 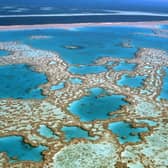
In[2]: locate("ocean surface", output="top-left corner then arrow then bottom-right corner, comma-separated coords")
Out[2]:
0,0 -> 168,25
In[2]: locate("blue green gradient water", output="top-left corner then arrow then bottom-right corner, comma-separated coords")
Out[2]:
0,136 -> 47,163
0,64 -> 47,99
67,88 -> 128,122
117,74 -> 146,88
108,121 -> 149,144
0,26 -> 167,65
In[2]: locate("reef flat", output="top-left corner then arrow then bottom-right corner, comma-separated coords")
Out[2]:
0,22 -> 168,168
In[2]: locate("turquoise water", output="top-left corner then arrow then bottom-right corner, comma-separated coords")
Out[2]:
158,67 -> 168,100
68,65 -> 107,75
67,88 -> 128,122
61,126 -> 95,142
113,61 -> 137,71
108,121 -> 149,144
161,25 -> 168,30
37,125 -> 59,139
69,78 -> 83,84
0,136 -> 47,163
117,74 -> 146,88
0,26 -> 167,65
0,50 -> 9,57
0,64 -> 47,99
50,82 -> 65,90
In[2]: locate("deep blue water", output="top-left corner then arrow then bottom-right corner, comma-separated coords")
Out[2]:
0,0 -> 168,25
0,64 -> 47,99
0,15 -> 168,26
0,135 -> 47,162
108,121 -> 148,144
67,88 -> 128,122
117,74 -> 146,88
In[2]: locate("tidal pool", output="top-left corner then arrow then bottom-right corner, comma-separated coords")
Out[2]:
0,135 -> 48,163
67,88 -> 128,122
69,78 -> 83,84
117,74 -> 146,88
61,126 -> 96,142
68,65 -> 107,75
37,125 -> 59,139
50,82 -> 65,90
113,62 -> 137,71
0,50 -> 9,57
108,121 -> 149,144
0,64 -> 47,99
135,119 -> 157,127
158,67 -> 168,100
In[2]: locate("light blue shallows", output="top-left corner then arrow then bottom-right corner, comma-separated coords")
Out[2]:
38,125 -> 59,139
108,121 -> 149,144
68,65 -> 107,75
0,64 -> 47,99
113,62 -> 137,71
69,78 -> 83,84
50,82 -> 65,90
67,88 -> 128,122
158,67 -> 168,100
117,74 -> 146,88
61,126 -> 96,142
0,50 -> 9,57
0,136 -> 48,163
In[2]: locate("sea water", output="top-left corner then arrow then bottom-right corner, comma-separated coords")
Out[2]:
67,88 -> 128,122
0,64 -> 47,99
108,121 -> 148,144
0,135 -> 47,162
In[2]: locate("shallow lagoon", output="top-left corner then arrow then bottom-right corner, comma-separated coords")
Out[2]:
108,121 -> 149,144
113,61 -> 137,71
68,65 -> 107,75
61,126 -> 96,142
0,26 -> 167,65
50,82 -> 65,90
158,67 -> 168,100
0,50 -> 8,57
0,64 -> 47,99
0,136 -> 47,162
117,74 -> 146,88
38,125 -> 59,139
67,88 -> 128,122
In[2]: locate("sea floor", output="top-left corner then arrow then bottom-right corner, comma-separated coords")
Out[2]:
0,22 -> 168,168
